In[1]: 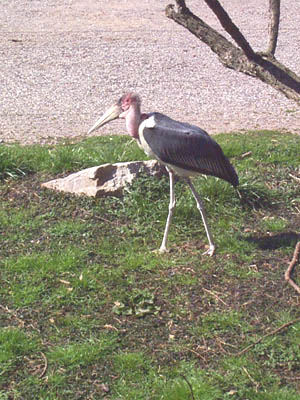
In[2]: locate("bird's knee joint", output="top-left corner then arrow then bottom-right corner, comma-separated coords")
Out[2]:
169,200 -> 176,212
196,203 -> 204,213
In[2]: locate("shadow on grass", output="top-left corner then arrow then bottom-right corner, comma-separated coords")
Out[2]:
245,231 -> 300,250
237,185 -> 279,211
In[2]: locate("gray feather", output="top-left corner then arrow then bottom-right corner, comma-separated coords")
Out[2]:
141,113 -> 238,186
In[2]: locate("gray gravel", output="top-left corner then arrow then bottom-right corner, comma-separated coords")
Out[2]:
1,0 -> 299,145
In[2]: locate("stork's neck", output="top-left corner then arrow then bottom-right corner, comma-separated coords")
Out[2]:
123,103 -> 142,139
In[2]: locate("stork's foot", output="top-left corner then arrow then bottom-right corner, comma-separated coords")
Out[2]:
154,245 -> 169,254
202,244 -> 215,257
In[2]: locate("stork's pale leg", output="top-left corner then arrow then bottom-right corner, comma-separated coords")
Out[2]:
159,170 -> 176,253
186,179 -> 215,256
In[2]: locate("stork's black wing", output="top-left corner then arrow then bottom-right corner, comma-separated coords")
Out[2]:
141,113 -> 238,186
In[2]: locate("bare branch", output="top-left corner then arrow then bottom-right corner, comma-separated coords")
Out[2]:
237,318 -> 300,356
267,0 -> 280,55
179,374 -> 195,400
203,0 -> 257,61
166,2 -> 240,62
285,241 -> 300,295
173,0 -> 187,8
165,1 -> 300,104
38,352 -> 48,379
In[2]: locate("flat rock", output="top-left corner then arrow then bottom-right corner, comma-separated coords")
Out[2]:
41,160 -> 165,197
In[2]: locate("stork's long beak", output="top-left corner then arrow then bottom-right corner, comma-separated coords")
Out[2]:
88,104 -> 122,134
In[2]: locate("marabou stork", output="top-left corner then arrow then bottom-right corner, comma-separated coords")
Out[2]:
88,93 -> 238,256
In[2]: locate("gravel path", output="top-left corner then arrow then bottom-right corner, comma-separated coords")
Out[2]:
1,0 -> 299,145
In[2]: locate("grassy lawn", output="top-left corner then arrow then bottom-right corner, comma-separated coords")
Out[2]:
0,131 -> 300,399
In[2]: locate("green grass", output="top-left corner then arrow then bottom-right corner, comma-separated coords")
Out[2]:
0,136 -> 143,179
1,130 -> 300,399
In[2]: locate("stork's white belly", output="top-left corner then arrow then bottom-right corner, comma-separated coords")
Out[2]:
164,164 -> 199,178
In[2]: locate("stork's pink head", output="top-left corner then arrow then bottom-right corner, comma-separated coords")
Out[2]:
88,92 -> 142,139
117,93 -> 141,112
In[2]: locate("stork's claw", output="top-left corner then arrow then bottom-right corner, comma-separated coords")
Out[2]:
202,244 -> 216,257
157,246 -> 169,254
152,245 -> 170,255
156,244 -> 215,256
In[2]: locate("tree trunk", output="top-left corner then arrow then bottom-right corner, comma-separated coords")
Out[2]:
165,0 -> 300,105
267,0 -> 280,55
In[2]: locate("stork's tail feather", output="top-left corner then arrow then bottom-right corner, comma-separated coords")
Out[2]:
196,154 -> 238,187
220,158 -> 239,187
225,167 -> 239,187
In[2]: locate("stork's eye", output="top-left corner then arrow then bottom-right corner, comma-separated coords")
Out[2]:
122,101 -> 130,110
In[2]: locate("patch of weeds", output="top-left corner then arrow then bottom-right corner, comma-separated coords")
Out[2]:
0,391 -> 10,400
47,333 -> 117,371
0,328 -> 39,382
214,356 -> 281,399
47,220 -> 93,239
220,255 -> 262,279
160,369 -> 222,400
113,288 -> 160,317
115,172 -> 170,220
252,317 -> 300,373
1,248 -> 88,307
190,310 -> 249,339
259,216 -> 289,233
114,351 -> 150,377
111,352 -> 159,399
